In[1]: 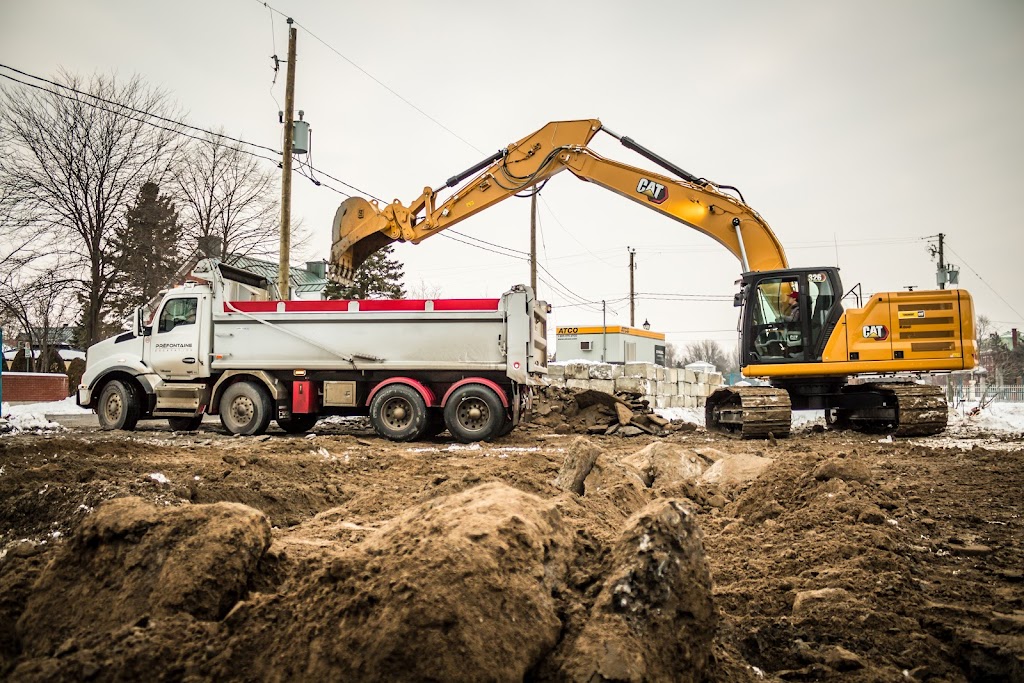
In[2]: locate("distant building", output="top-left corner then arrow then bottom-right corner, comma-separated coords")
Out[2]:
222,255 -> 329,301
554,325 -> 666,365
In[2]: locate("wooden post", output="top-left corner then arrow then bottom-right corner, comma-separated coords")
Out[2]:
278,18 -> 297,299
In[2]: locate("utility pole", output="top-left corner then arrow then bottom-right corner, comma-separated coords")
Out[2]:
628,247 -> 636,327
929,233 -> 951,290
530,193 -> 537,293
278,17 -> 297,300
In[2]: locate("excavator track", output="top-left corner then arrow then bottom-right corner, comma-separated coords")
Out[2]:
840,382 -> 948,437
705,387 -> 792,439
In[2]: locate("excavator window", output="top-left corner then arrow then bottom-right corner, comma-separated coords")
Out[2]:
750,278 -> 804,361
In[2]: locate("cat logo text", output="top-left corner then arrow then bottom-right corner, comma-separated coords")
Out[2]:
862,325 -> 889,341
636,178 -> 668,204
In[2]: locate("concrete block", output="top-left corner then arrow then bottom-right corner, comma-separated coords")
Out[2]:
590,379 -> 615,394
566,379 -> 591,391
612,364 -> 623,379
697,397 -> 707,407
683,383 -> 695,397
589,363 -> 614,380
565,362 -> 591,380
643,395 -> 657,407
677,381 -> 688,395
708,372 -> 723,386
547,364 -> 565,378
614,377 -> 652,395
625,362 -> 658,380
661,381 -> 677,396
546,376 -> 566,388
670,395 -> 687,408
666,368 -> 678,383
695,383 -> 710,397
656,366 -> 667,381
684,395 -> 697,409
695,371 -> 709,384
655,396 -> 670,409
683,369 -> 697,384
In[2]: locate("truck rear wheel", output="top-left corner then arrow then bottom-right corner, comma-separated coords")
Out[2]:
97,379 -> 140,431
277,414 -> 319,434
369,384 -> 428,441
219,381 -> 273,436
167,415 -> 203,431
444,384 -> 505,443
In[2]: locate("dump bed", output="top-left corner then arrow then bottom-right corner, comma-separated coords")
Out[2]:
210,288 -> 547,382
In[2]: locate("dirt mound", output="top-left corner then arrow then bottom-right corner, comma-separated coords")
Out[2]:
529,386 -> 689,437
558,499 -> 716,682
230,482 -> 573,682
17,497 -> 271,657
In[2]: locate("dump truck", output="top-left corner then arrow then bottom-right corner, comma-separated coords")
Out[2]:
77,259 -> 548,441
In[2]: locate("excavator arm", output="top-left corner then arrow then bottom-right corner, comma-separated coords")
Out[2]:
330,119 -> 788,282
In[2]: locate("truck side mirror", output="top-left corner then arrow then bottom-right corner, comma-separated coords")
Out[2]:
133,307 -> 152,337
734,289 -> 745,307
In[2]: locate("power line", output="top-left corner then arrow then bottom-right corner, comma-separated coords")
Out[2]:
253,0 -> 482,155
0,63 -> 282,156
945,244 -> 1024,321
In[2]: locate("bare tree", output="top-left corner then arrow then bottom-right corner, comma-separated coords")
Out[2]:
0,70 -> 184,346
669,339 -> 737,373
174,132 -> 306,262
0,266 -> 79,372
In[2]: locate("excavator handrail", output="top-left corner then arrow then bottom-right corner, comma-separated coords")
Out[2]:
330,119 -> 788,281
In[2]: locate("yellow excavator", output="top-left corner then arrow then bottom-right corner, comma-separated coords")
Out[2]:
329,119 -> 976,438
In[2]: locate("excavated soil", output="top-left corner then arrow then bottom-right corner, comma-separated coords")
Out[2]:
0,411 -> 1022,682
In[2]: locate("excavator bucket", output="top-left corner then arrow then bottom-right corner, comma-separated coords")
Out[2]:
329,196 -> 395,284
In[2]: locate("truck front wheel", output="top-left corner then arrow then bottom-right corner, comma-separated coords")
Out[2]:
219,381 -> 273,436
97,379 -> 140,431
369,384 -> 428,442
444,384 -> 505,443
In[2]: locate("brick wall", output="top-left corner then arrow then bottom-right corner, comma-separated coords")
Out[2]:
1,372 -> 70,402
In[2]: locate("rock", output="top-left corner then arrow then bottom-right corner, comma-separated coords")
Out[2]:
554,423 -> 573,435
615,402 -> 634,426
559,499 -> 715,682
621,443 -> 708,488
699,452 -> 774,486
554,437 -> 603,496
792,588 -> 851,617
857,506 -> 887,525
948,543 -> 994,556
620,425 -> 644,437
822,645 -> 865,671
813,458 -> 872,483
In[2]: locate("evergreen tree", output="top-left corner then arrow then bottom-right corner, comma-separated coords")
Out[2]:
325,245 -> 406,300
109,182 -> 184,316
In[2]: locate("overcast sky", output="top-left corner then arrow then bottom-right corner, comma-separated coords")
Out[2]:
2,0 -> 1022,348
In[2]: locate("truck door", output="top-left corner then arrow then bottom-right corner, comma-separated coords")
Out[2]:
147,294 -> 211,380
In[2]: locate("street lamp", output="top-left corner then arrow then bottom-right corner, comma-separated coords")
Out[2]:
642,319 -> 650,330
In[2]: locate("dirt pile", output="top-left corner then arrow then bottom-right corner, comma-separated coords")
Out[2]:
529,387 -> 693,437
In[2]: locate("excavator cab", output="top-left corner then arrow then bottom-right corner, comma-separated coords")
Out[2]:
738,267 -> 843,367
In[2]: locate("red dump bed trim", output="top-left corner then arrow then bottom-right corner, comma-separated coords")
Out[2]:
224,298 -> 500,314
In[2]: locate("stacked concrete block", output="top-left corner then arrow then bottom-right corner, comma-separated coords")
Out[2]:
624,362 -> 658,380
544,361 -> 726,412
564,362 -> 592,380
614,376 -> 652,395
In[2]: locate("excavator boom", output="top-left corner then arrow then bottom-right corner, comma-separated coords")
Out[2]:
330,119 -> 787,282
